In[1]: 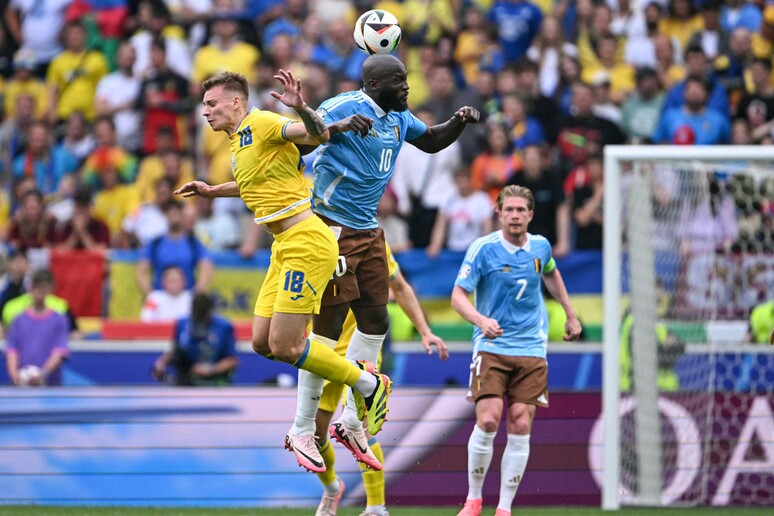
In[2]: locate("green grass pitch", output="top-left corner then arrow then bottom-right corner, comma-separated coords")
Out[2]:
1,507 -> 771,515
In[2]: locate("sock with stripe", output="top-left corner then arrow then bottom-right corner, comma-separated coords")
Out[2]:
290,333 -> 336,436
316,438 -> 340,494
362,438 -> 386,512
342,329 -> 385,429
498,433 -> 530,511
467,424 -> 496,500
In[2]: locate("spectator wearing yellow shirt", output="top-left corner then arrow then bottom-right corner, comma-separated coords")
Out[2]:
190,12 -> 260,98
454,5 -> 490,87
46,21 -> 108,123
654,33 -> 686,90
92,165 -> 141,245
751,6 -> 774,62
134,128 -> 195,204
4,50 -> 48,120
580,33 -> 635,105
659,0 -> 704,52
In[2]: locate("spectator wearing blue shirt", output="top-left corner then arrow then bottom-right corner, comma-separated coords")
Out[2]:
135,200 -> 213,297
653,76 -> 730,145
662,45 -> 729,116
488,0 -> 543,64
721,0 -> 762,32
152,293 -> 238,386
500,94 -> 545,149
12,121 -> 78,196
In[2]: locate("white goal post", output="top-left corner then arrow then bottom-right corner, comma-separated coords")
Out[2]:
602,145 -> 774,510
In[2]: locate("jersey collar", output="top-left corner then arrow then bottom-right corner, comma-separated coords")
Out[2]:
235,107 -> 257,134
360,90 -> 387,118
499,231 -> 531,254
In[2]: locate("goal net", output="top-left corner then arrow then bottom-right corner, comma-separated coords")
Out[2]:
601,146 -> 774,509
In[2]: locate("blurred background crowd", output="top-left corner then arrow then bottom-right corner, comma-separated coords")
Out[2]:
0,0 -> 773,322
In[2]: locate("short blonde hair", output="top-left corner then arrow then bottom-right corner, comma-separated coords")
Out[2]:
496,185 -> 534,212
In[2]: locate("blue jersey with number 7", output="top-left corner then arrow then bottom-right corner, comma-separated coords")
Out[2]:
455,231 -> 554,359
311,90 -> 427,229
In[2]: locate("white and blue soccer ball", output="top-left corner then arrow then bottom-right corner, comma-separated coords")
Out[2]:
353,9 -> 402,55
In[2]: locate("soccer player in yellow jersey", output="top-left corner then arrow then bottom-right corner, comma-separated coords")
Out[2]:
313,242 -> 449,516
175,71 -> 391,474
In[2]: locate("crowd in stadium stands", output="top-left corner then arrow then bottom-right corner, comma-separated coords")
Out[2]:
0,0 -> 773,318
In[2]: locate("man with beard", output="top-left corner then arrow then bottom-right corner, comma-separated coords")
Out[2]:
301,53 -> 479,488
652,75 -> 730,145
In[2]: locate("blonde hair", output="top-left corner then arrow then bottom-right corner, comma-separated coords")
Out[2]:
496,185 -> 534,212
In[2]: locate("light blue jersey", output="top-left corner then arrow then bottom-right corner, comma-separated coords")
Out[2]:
312,90 -> 427,229
455,231 -> 555,359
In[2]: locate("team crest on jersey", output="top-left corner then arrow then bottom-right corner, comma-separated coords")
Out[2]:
458,264 -> 471,279
317,108 -> 327,119
501,265 -> 512,273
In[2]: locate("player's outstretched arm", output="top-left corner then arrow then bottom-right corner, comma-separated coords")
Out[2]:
408,106 -> 480,154
451,285 -> 503,339
390,270 -> 449,360
327,114 -> 374,138
542,268 -> 582,341
272,69 -> 330,145
175,181 -> 240,199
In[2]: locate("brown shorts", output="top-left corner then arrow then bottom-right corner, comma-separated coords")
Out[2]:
317,215 -> 390,307
468,352 -> 549,407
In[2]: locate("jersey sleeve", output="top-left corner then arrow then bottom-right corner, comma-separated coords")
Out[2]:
454,241 -> 483,292
256,111 -> 295,143
405,112 -> 428,140
317,96 -> 350,124
540,239 -> 556,274
384,241 -> 400,280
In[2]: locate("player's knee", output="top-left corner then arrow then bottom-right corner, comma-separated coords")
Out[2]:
477,414 -> 500,433
267,336 -> 305,363
352,305 -> 389,334
251,336 -> 271,357
509,419 -> 532,435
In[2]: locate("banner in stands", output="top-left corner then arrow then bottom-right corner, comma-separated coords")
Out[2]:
107,250 -> 605,319
0,389 -> 769,508
50,250 -> 106,317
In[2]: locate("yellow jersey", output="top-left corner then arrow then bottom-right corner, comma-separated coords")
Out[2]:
230,107 -> 312,224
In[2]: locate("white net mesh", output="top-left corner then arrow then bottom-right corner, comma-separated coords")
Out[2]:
614,155 -> 774,507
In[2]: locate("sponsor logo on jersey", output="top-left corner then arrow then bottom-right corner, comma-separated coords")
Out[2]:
317,108 -> 327,119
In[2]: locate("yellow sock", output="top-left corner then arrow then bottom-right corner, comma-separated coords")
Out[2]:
317,438 -> 337,487
295,338 -> 361,386
361,440 -> 385,506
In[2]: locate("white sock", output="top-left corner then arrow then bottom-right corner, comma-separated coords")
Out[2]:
364,505 -> 387,516
498,433 -> 530,511
467,424 -> 496,500
342,329 -> 385,429
290,333 -> 336,436
323,477 -> 342,497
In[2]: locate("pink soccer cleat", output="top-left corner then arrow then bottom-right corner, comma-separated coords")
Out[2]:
329,418 -> 383,470
316,477 -> 345,516
284,433 -> 326,473
456,497 -> 483,516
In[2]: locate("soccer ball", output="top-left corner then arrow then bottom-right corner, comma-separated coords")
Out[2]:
353,10 -> 401,55
18,365 -> 43,386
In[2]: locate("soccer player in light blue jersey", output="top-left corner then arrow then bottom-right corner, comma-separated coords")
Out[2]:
288,53 -> 479,508
451,185 -> 582,516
